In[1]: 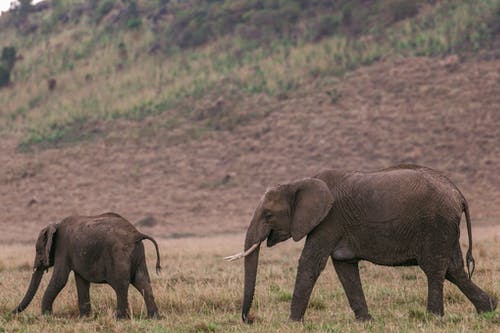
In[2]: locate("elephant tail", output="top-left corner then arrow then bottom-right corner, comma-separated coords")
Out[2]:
139,234 -> 162,275
463,202 -> 475,279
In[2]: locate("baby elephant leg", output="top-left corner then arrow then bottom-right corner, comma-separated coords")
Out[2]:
41,266 -> 70,315
110,281 -> 130,319
132,266 -> 159,318
132,243 -> 159,318
75,273 -> 91,316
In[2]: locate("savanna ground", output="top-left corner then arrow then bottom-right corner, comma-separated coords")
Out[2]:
0,231 -> 499,332
1,0 -> 500,331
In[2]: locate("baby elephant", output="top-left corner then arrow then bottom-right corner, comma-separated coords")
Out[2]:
13,212 -> 161,318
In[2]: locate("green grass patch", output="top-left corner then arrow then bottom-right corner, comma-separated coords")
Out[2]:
17,115 -> 103,152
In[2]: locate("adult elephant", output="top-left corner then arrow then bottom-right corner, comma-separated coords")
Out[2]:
13,212 -> 161,318
226,165 -> 497,322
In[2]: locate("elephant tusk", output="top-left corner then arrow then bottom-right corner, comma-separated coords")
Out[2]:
224,242 -> 260,262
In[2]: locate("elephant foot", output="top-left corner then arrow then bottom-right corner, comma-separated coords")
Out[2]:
355,313 -> 373,321
115,311 -> 130,320
476,295 -> 498,313
289,315 -> 304,322
41,307 -> 53,316
425,308 -> 446,320
427,309 -> 444,317
242,313 -> 256,324
147,311 -> 161,319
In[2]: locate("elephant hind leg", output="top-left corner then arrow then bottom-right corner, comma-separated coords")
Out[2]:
110,281 -> 130,319
445,245 -> 497,313
418,219 -> 456,316
132,262 -> 159,318
130,241 -> 159,318
332,259 -> 371,321
75,273 -> 91,317
419,250 -> 448,316
421,268 -> 446,316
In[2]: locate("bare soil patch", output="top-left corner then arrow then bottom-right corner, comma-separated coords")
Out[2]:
0,57 -> 499,244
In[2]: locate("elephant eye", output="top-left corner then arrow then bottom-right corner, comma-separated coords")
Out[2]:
264,212 -> 273,221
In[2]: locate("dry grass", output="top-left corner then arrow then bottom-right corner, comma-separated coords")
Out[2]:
1,234 -> 498,332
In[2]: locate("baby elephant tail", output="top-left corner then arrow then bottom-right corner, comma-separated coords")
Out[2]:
139,234 -> 162,275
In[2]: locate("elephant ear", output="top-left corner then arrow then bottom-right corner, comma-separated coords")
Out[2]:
36,224 -> 57,267
290,178 -> 334,241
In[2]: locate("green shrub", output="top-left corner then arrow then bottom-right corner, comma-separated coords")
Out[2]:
312,14 -> 342,41
88,0 -> 99,10
50,0 -> 68,26
126,18 -> 142,29
123,0 -> 141,28
97,0 -> 115,21
0,65 -> 10,87
13,0 -> 32,23
387,0 -> 419,22
1,46 -> 16,71
166,0 -> 329,48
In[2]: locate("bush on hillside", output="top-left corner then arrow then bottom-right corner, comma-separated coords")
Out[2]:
312,14 -> 342,41
96,0 -> 115,22
163,0 -> 425,49
0,46 -> 16,87
16,0 -> 32,16
123,0 -> 142,29
387,0 -> 419,22
0,65 -> 11,87
166,0 -> 305,49
1,46 -> 17,71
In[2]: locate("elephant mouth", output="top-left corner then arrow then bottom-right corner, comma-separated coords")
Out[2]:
266,229 -> 289,247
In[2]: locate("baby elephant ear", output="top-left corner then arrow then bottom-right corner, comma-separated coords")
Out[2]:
37,224 -> 57,267
290,178 -> 334,241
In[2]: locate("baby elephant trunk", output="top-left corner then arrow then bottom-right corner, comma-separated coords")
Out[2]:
13,268 -> 44,313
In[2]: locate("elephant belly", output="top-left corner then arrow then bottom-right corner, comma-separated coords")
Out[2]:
350,222 -> 419,266
72,253 -> 111,283
71,242 -> 131,283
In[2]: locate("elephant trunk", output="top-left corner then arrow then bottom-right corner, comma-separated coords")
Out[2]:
241,209 -> 270,324
13,268 -> 44,314
242,242 -> 261,323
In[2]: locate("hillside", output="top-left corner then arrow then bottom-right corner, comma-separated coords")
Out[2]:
0,0 -> 499,243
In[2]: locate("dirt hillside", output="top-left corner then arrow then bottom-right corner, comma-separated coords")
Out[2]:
1,56 -> 499,244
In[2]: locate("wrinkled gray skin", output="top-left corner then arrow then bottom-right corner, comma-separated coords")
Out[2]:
241,165 -> 497,323
13,212 -> 161,319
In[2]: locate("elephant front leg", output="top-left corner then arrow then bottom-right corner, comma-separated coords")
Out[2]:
290,243 -> 329,321
75,273 -> 91,317
41,266 -> 70,314
332,259 -> 372,321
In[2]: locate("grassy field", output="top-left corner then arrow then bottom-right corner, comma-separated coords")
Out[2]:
0,234 -> 498,332
0,0 -> 499,150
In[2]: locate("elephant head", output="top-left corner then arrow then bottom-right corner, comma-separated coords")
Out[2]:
13,224 -> 57,314
225,178 -> 334,323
